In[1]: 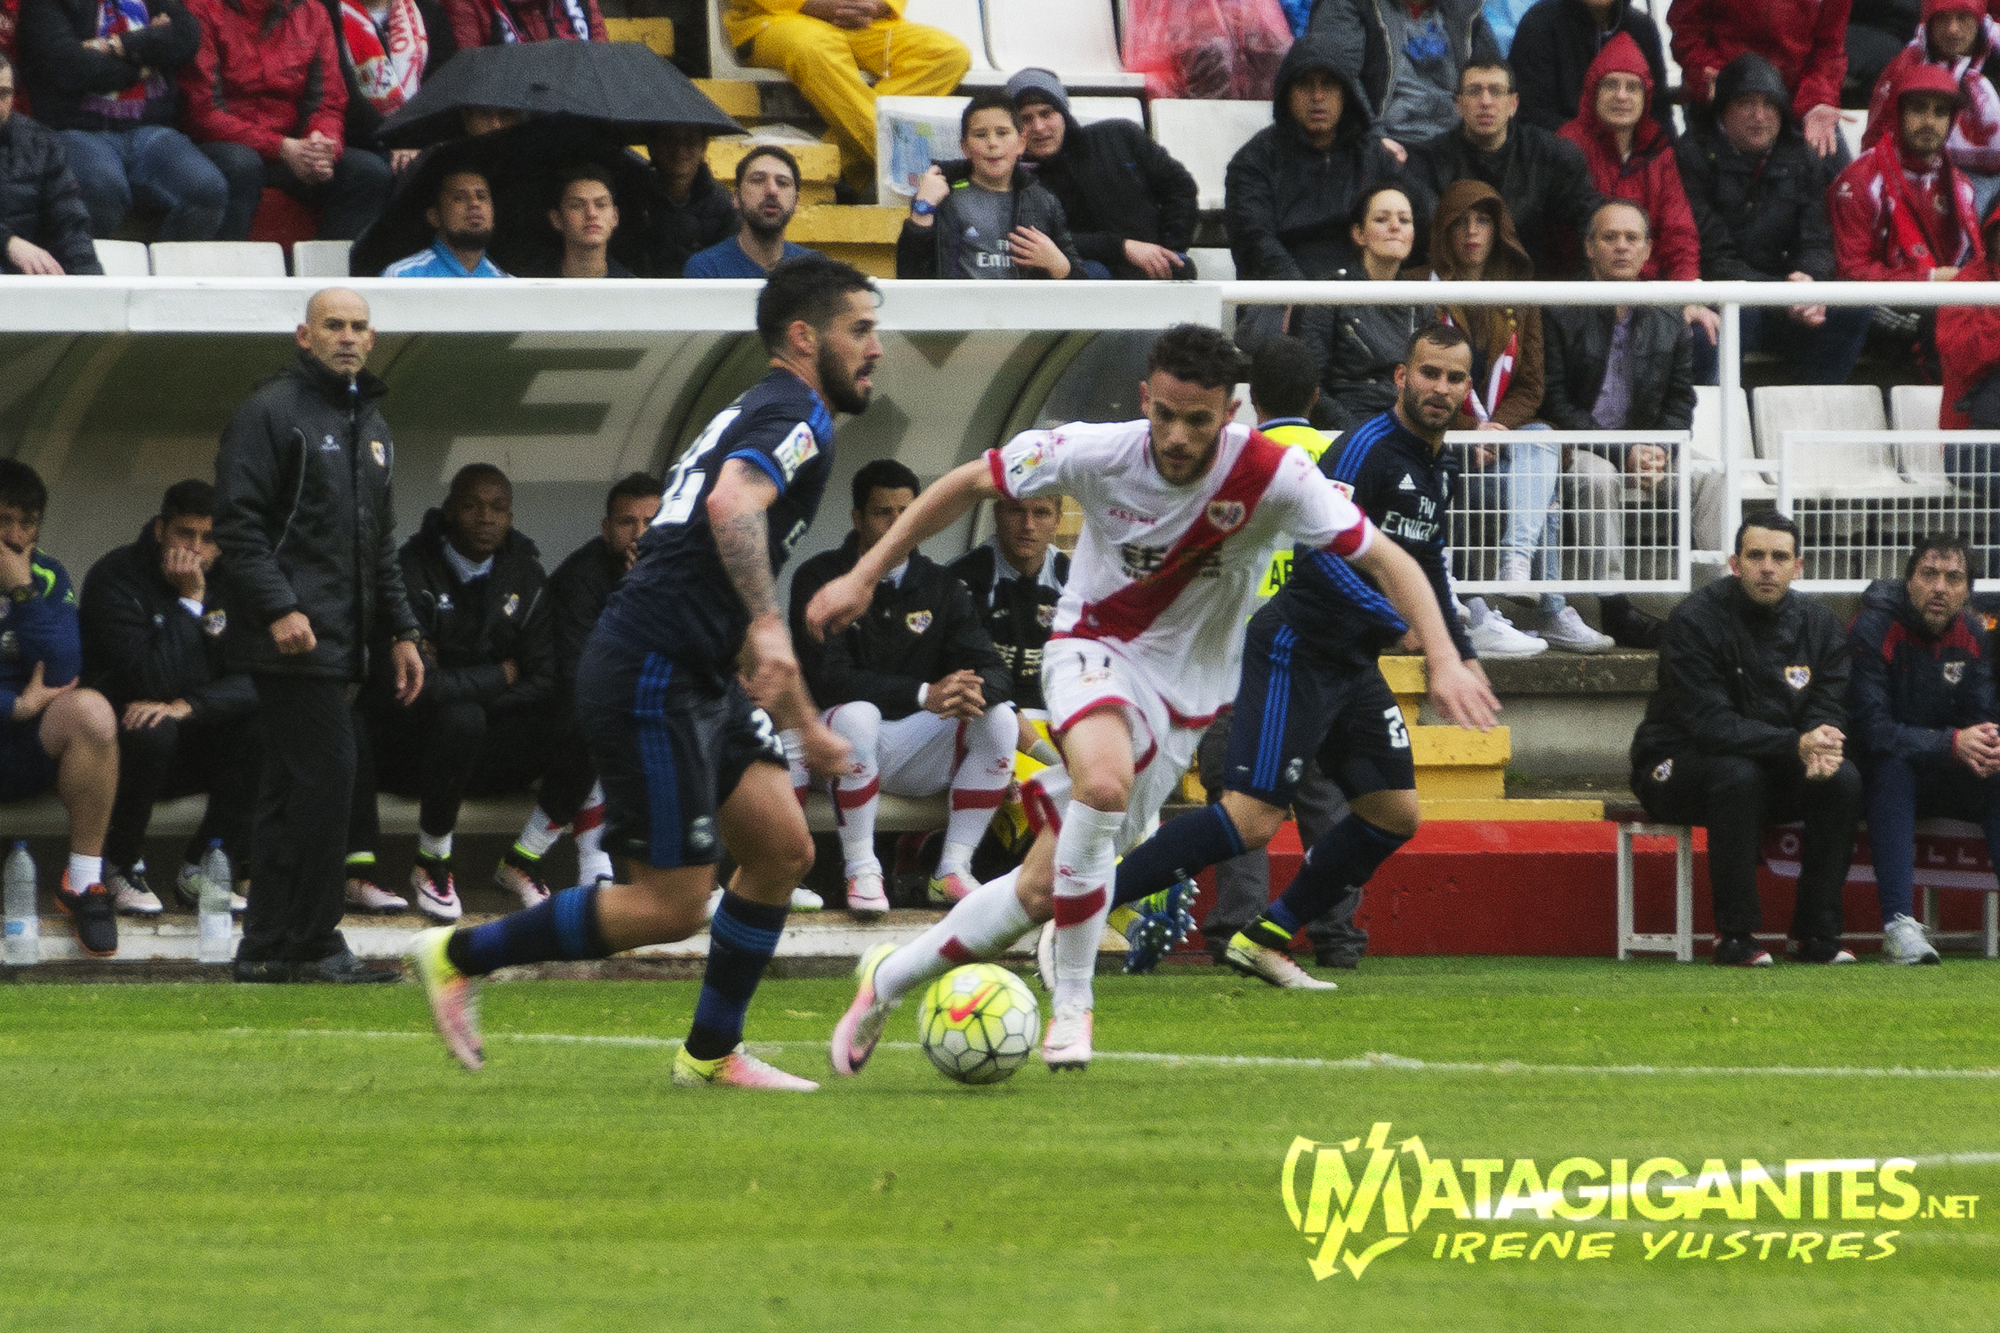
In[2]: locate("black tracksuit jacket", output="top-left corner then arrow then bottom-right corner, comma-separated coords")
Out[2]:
391,509 -> 553,712
79,522 -> 257,720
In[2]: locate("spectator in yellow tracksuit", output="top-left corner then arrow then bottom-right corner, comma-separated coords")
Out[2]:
722,0 -> 969,191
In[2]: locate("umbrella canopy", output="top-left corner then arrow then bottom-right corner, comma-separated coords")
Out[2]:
350,116 -> 671,277
377,40 -> 741,148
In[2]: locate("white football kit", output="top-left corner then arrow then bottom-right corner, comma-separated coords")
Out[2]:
989,418 -> 1375,850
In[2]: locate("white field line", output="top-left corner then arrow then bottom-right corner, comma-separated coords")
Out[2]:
234,1028 -> 2000,1081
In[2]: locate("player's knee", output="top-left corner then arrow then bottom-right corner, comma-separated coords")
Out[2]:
1224,797 -> 1286,851
1353,789 -> 1421,838
827,701 -> 880,751
1069,769 -> 1131,814
56,688 -> 118,747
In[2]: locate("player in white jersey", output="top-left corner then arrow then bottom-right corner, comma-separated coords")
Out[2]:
808,325 -> 1498,1072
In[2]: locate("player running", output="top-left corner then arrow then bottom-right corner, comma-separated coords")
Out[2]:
1107,321 -> 1493,986
405,257 -> 878,1090
810,324 -> 1497,1074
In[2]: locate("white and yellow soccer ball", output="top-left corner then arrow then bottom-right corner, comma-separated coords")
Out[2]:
916,963 -> 1040,1085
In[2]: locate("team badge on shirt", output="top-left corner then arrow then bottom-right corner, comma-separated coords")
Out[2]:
1206,500 -> 1247,532
1785,665 -> 1811,690
372,441 -> 387,467
1037,604 -> 1056,629
203,609 -> 227,637
503,594 -> 520,618
774,423 -> 820,481
1652,758 -> 1673,782
1945,661 -> 1966,685
906,610 -> 933,634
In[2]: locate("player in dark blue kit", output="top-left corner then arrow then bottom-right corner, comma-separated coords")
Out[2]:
406,258 -> 880,1089
1107,323 -> 1498,986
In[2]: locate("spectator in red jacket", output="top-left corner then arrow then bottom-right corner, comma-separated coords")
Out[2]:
1559,33 -> 1716,353
1935,202 -> 2000,428
441,0 -> 601,51
180,0 -> 392,240
1668,0 -> 1852,158
1832,60 -> 1982,282
1865,0 -> 2000,216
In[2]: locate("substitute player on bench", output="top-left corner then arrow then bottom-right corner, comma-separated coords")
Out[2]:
405,258 -> 876,1090
812,323 -> 1497,1073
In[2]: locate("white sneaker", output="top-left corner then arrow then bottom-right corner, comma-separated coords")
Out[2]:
345,878 -> 410,913
1040,1001 -> 1093,1071
1224,933 -> 1340,990
790,886 -> 824,912
411,860 -> 462,922
1465,597 -> 1549,658
1542,606 -> 1615,654
176,862 -> 248,913
108,867 -> 163,916
1882,913 -> 1941,965
845,868 -> 889,919
1497,553 -> 1532,583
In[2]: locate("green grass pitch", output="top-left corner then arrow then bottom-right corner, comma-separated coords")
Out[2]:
4,958 -> 1997,1331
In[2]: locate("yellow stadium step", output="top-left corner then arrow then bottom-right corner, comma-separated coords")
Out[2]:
1417,798 -> 1606,822
705,138 -> 841,207
693,79 -> 763,123
603,17 -> 674,56
787,205 -> 904,278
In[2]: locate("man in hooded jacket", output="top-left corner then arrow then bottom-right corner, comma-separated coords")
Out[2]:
1225,34 -> 1404,284
1679,52 -> 1869,384
1006,66 -> 1199,281
1864,0 -> 2000,215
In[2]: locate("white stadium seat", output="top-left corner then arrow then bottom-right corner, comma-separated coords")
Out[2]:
291,240 -> 354,278
707,0 -> 789,83
1890,384 -> 1945,431
984,0 -> 1145,89
1150,98 -> 1271,212
1187,247 -> 1234,280
92,239 -> 150,277
147,242 -> 287,278
903,0 -> 1006,85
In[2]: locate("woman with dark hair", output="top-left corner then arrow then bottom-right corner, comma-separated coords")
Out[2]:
1302,183 -> 1434,429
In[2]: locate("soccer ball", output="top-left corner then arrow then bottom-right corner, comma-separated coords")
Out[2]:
916,963 -> 1040,1085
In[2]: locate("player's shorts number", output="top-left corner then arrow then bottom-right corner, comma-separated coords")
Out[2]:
749,707 -> 784,762
1384,706 -> 1410,750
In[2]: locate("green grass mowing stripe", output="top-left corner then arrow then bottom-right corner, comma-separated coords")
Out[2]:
2,966 -> 1998,1330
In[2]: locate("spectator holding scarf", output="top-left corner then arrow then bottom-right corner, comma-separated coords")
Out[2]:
20,0 -> 227,238
1864,0 -> 2000,216
328,0 -> 440,172
1833,60 -> 1982,283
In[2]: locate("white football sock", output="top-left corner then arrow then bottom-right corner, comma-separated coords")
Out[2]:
1051,801 -> 1122,1012
873,868 -> 1030,1006
418,831 -> 453,861
68,854 -> 103,891
514,808 -> 562,858
574,786 -> 611,882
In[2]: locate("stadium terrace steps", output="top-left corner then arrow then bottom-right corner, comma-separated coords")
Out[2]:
603,17 -> 676,55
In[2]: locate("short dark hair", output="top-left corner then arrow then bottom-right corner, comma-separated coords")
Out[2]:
1906,531 -> 1974,581
435,168 -> 489,209
852,458 -> 920,510
606,471 -> 662,517
1147,323 -> 1248,391
160,479 -> 214,522
961,88 -> 1018,139
1348,182 -> 1412,234
446,463 -> 511,504
556,161 -> 616,200
755,256 -> 878,355
1734,512 -> 1801,555
735,145 -> 800,189
1248,336 -> 1319,420
1459,61 -> 1515,95
0,458 -> 47,518
1403,320 -> 1471,363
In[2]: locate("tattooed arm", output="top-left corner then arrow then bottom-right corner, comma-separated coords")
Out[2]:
706,459 -> 849,779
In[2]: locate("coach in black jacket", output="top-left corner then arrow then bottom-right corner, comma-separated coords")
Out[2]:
1847,537 -> 2000,964
212,288 -> 422,982
350,464 -> 554,920
80,481 -> 257,912
1631,514 -> 1861,966
1006,68 -> 1198,281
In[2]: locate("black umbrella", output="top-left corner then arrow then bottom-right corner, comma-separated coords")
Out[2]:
377,40 -> 741,149
350,116 -> 668,277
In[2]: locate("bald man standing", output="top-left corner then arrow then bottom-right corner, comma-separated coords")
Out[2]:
213,288 -> 425,983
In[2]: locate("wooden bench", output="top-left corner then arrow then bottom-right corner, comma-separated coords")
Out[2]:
1609,805 -> 2000,960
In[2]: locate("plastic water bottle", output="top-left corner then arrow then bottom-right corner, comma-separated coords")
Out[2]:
4,841 -> 38,966
197,840 -> 232,965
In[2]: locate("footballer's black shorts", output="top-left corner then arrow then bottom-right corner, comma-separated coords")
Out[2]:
575,643 -> 786,870
1221,603 -> 1416,807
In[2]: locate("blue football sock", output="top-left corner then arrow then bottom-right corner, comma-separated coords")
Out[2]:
1260,815 -> 1409,938
447,884 -> 604,977
686,892 -> 788,1061
1111,805 -> 1245,907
